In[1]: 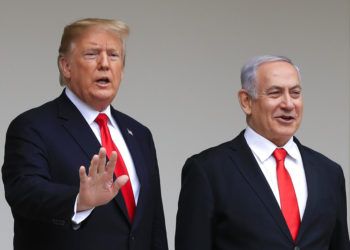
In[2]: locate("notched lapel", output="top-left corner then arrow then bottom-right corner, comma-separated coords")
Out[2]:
228,132 -> 293,242
293,143 -> 320,242
57,93 -> 101,161
111,108 -> 150,229
57,93 -> 134,225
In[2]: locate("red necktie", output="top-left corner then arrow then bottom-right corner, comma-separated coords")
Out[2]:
95,113 -> 136,222
273,148 -> 300,241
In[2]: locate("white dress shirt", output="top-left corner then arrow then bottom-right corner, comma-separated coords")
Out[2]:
244,126 -> 308,219
65,88 -> 140,224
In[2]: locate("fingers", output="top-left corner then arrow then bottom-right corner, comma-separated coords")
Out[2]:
106,151 -> 117,175
79,166 -> 87,183
88,148 -> 107,177
112,175 -> 129,194
88,154 -> 99,177
87,148 -> 117,180
97,148 -> 107,174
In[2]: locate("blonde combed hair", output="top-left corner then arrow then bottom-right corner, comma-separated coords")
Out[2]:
57,18 -> 130,86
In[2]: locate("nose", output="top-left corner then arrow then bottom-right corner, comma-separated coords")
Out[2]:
98,52 -> 109,70
281,93 -> 294,110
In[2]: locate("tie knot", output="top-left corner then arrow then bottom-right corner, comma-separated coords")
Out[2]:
95,113 -> 109,127
273,148 -> 287,161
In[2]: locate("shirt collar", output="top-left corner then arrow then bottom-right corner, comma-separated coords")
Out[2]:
244,126 -> 299,163
65,88 -> 115,127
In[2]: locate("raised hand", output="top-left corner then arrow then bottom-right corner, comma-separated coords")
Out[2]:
77,147 -> 129,211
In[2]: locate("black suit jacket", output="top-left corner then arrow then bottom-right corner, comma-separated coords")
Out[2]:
175,131 -> 350,250
2,91 -> 168,250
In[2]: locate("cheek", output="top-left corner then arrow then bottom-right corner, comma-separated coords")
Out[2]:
297,103 -> 304,113
113,68 -> 123,78
255,103 -> 271,118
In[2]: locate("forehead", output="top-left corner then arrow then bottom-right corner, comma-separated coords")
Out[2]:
256,61 -> 300,88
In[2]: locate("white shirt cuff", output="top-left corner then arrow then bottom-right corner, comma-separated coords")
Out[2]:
71,194 -> 94,225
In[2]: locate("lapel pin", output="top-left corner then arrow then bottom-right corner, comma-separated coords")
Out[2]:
127,128 -> 133,136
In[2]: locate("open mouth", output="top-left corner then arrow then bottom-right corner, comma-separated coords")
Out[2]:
277,115 -> 295,122
96,77 -> 110,84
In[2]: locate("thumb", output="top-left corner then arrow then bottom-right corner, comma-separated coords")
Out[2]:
113,175 -> 129,193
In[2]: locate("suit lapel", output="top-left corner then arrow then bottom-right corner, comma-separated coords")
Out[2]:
57,92 -> 132,224
228,131 -> 292,242
293,140 -> 319,242
57,92 -> 101,160
111,108 -> 149,229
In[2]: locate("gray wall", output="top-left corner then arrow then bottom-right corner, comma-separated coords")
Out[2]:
1,1 -> 349,249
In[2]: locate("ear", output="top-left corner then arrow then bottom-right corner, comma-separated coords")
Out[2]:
58,56 -> 71,80
238,89 -> 253,115
121,54 -> 126,80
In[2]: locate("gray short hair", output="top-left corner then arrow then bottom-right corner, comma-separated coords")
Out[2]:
57,18 -> 129,86
240,55 -> 301,98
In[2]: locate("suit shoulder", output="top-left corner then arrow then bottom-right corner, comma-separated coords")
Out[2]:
298,143 -> 344,175
180,139 -> 237,187
112,109 -> 150,133
8,98 -> 59,129
186,139 -> 234,165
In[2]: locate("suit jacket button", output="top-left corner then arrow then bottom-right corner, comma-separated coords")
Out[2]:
52,219 -> 65,226
294,246 -> 300,250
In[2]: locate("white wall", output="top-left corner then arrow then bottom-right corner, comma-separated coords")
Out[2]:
0,1 -> 349,249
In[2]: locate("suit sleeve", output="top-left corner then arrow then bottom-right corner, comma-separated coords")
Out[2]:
147,130 -> 169,250
2,115 -> 78,224
175,157 -> 214,250
329,165 -> 350,249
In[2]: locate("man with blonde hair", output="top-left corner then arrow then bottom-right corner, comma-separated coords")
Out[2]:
2,18 -> 168,250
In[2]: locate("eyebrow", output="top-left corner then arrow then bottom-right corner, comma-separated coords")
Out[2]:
266,84 -> 302,91
83,42 -> 121,50
84,41 -> 100,46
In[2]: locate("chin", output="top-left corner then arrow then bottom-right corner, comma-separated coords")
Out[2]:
88,96 -> 114,110
93,91 -> 116,101
276,132 -> 295,142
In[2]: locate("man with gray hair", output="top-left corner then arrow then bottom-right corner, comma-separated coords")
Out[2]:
175,55 -> 350,249
2,18 -> 168,250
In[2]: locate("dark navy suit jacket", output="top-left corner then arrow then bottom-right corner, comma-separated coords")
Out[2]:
2,91 -> 168,250
176,131 -> 350,250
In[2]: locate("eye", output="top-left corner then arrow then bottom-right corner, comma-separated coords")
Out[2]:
266,90 -> 281,98
84,51 -> 98,59
290,90 -> 301,98
109,51 -> 120,60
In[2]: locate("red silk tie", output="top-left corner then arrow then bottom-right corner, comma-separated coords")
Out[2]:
273,148 -> 300,242
95,113 -> 136,222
